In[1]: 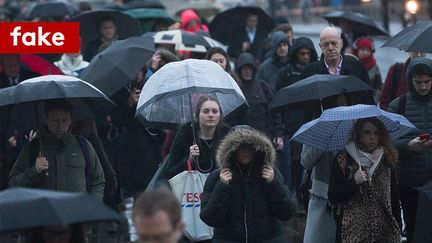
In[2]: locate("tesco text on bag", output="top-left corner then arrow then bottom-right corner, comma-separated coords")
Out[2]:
0,22 -> 80,54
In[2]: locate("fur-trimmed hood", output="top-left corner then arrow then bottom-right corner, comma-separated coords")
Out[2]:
216,127 -> 276,168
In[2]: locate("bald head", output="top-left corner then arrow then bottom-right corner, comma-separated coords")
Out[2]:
319,27 -> 343,66
320,27 -> 341,43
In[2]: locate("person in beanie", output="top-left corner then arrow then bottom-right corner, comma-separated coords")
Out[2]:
200,126 -> 295,243
353,36 -> 382,102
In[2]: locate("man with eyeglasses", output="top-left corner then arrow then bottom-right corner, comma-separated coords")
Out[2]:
388,57 -> 432,243
133,189 -> 185,243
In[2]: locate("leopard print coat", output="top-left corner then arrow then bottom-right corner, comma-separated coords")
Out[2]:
331,151 -> 400,243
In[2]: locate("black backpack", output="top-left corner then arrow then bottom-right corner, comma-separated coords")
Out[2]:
29,135 -> 92,191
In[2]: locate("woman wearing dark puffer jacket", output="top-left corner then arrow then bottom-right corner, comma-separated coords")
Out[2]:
200,126 -> 295,243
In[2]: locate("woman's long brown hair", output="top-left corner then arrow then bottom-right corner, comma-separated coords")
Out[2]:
352,117 -> 398,166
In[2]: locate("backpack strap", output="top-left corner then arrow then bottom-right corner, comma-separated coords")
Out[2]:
398,95 -> 407,116
74,135 -> 91,192
391,63 -> 403,101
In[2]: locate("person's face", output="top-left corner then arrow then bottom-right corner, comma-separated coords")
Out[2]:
46,109 -> 72,139
240,65 -> 254,81
135,211 -> 183,243
199,101 -> 220,128
246,15 -> 258,30
357,48 -> 371,59
235,144 -> 255,165
409,51 -> 426,59
336,94 -> 348,106
210,53 -> 227,70
320,32 -> 342,63
41,226 -> 72,243
186,19 -> 198,29
2,55 -> 20,78
296,48 -> 312,65
358,121 -> 379,153
100,20 -> 116,40
276,42 -> 289,58
412,73 -> 432,96
338,19 -> 353,32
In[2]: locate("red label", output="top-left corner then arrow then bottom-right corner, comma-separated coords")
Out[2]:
0,22 -> 80,54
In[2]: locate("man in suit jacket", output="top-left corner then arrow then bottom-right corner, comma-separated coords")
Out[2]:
228,13 -> 268,60
301,27 -> 374,105
0,54 -> 39,88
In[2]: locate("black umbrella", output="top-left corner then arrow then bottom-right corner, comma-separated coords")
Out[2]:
28,1 -> 76,19
209,4 -> 275,45
124,0 -> 165,10
80,36 -> 155,97
270,74 -> 374,111
382,21 -> 432,53
322,11 -> 389,36
0,188 -> 119,233
68,10 -> 141,45
413,180 -> 432,242
0,75 -> 114,131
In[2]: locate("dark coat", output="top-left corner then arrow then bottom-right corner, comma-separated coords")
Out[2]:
228,27 -> 267,59
0,68 -> 39,88
233,53 -> 284,138
388,57 -> 432,187
110,89 -> 165,194
328,150 -> 401,243
200,127 -> 295,243
82,39 -> 102,62
301,54 -> 374,105
164,122 -> 230,179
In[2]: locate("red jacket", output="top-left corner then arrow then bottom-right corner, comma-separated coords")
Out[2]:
379,59 -> 410,110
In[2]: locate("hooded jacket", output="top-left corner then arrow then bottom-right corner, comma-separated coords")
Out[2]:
200,127 -> 295,243
180,9 -> 209,33
256,31 -> 290,92
232,53 -> 284,139
388,57 -> 432,186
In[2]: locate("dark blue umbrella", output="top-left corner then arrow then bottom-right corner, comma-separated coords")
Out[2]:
0,188 -> 120,233
292,104 -> 416,152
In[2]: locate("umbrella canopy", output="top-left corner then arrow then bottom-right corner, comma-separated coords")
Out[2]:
209,4 -> 275,45
0,75 -> 114,131
0,188 -> 119,233
382,21 -> 432,53
68,10 -> 141,45
413,180 -> 432,242
28,1 -> 76,19
322,11 -> 389,36
135,59 -> 247,129
123,8 -> 175,33
80,36 -> 155,97
144,29 -> 226,53
0,54 -> 63,75
124,0 -> 165,10
292,104 -> 416,152
270,74 -> 374,111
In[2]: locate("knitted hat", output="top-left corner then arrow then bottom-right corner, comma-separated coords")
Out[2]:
354,37 -> 375,52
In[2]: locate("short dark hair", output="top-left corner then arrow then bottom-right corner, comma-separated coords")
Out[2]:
274,23 -> 293,34
44,99 -> 73,117
412,67 -> 432,77
133,189 -> 181,227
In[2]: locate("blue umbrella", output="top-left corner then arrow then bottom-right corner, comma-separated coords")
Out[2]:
292,104 -> 417,152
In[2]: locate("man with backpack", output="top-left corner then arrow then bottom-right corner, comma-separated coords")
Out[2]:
388,57 -> 432,243
379,51 -> 425,110
9,99 -> 105,199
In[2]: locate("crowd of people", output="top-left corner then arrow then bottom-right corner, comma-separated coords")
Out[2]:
0,1 -> 431,243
